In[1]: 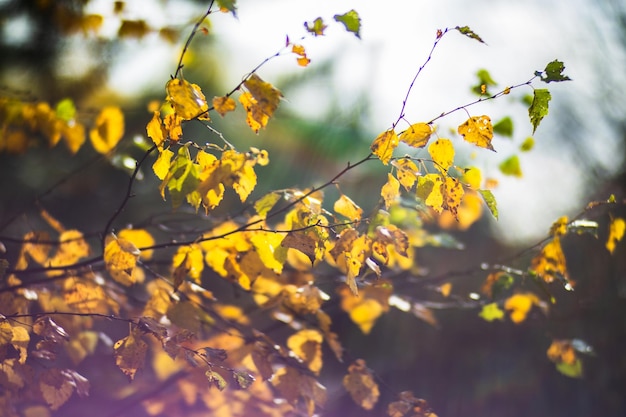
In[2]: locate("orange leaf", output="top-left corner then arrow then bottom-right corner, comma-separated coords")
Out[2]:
212,95 -> 236,117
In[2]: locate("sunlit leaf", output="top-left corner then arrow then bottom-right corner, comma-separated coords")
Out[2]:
371,130 -> 398,165
146,111 -> 166,148
399,123 -> 432,148
392,158 -> 419,190
530,237 -> 569,284
166,78 -> 209,120
55,98 -> 76,122
417,174 -> 444,214
292,44 -> 311,67
212,95 -> 236,116
241,74 -> 282,132
478,189 -> 498,220
205,370 -> 227,390
462,167 -> 481,190
458,115 -> 494,151
153,148 -> 174,181
334,194 -> 363,221
443,177 -> 464,218
381,173 -> 400,209
541,60 -> 571,83
305,17 -> 327,36
428,138 -> 454,173
90,106 -> 125,154
529,89 -> 551,133
504,293 -> 539,323
172,244 -> 204,285
499,155 -> 522,177
479,303 -> 505,322
606,216 -> 625,254
287,329 -> 323,375
254,192 -> 281,218
104,234 -> 140,286
343,359 -> 379,410
118,229 -> 154,260
334,10 -> 361,38
520,137 -> 534,152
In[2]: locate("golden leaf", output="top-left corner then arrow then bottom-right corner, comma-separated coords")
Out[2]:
458,115 -> 494,150
89,106 -> 125,154
530,237 -> 568,284
549,216 -> 569,237
232,163 -> 257,202
381,173 -> 400,209
153,148 -> 174,182
443,177 -> 464,218
504,293 -> 539,323
334,194 -> 363,221
287,329 -> 323,375
212,95 -> 236,117
51,230 -> 90,267
392,158 -> 419,190
343,359 -> 380,410
243,74 -> 282,120
462,167 -> 482,190
166,78 -> 209,120
239,91 -> 267,133
606,216 -> 625,254
417,174 -> 444,214
370,130 -> 398,165
399,123 -> 432,148
163,113 -> 183,142
118,229 -> 155,260
114,328 -> 148,380
428,138 -> 454,173
146,111 -> 166,148
104,234 -> 140,286
172,244 -> 204,284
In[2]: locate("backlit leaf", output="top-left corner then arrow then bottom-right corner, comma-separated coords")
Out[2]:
55,98 -> 76,122
530,237 -> 569,284
104,234 -> 140,286
493,116 -> 513,137
529,89 -> 551,133
305,17 -> 327,36
334,194 -> 362,221
212,95 -> 236,116
606,217 -> 625,254
479,302 -> 505,322
504,293 -> 539,323
462,167 -> 481,190
520,137 -> 534,152
541,60 -> 571,83
254,192 -> 281,218
172,244 -> 204,285
343,359 -> 379,410
287,329 -> 323,375
417,174 -> 444,214
381,173 -> 400,209
241,74 -> 282,132
146,111 -> 166,148
334,10 -> 361,38
166,78 -> 209,120
153,148 -> 174,181
478,189 -> 498,220
292,44 -> 311,67
458,115 -> 494,151
399,123 -> 432,148
392,158 -> 419,190
428,138 -> 454,173
90,106 -> 125,154
499,155 -> 522,177
371,130 -> 398,165
443,177 -> 464,218
205,370 -> 227,391
118,229 -> 154,260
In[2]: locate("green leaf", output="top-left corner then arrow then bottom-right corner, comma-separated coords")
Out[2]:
455,26 -> 485,44
479,303 -> 505,322
472,69 -> 497,95
55,98 -> 76,122
499,155 -> 522,177
206,370 -> 227,391
167,147 -> 200,209
519,137 -> 534,152
493,116 -> 513,137
490,274 -> 514,299
232,370 -> 255,389
305,17 -> 327,36
541,60 -> 571,83
478,189 -> 498,220
334,10 -> 361,38
556,358 -> 583,378
528,89 -> 551,133
216,0 -> 237,16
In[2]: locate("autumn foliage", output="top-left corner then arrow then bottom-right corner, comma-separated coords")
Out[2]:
0,2 -> 625,417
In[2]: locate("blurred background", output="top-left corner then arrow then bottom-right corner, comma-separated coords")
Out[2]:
1,0 -> 625,416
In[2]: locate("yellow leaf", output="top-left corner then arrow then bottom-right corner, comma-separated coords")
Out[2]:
163,113 -> 183,142
370,130 -> 398,165
166,78 -> 209,120
443,176 -> 464,218
212,95 -> 236,117
399,123 -> 432,148
62,122 -> 86,154
530,237 -> 569,284
504,293 -> 539,323
104,234 -> 140,286
428,138 -> 454,173
287,329 -> 323,375
153,148 -> 174,182
172,244 -> 204,284
118,229 -> 155,260
239,91 -> 266,133
51,230 -> 90,266
90,106 -> 125,154
114,328 -> 148,380
232,163 -> 257,202
479,302 -> 505,322
438,191 -> 483,230
250,231 -> 287,273
10,325 -> 30,364
381,173 -> 400,209
606,217 -> 625,254
146,111 -> 166,148
334,194 -> 363,221
547,339 -> 578,366
343,359 -> 380,410
243,73 -> 282,120
458,115 -> 494,150
417,174 -> 444,213
392,158 -> 419,190
462,167 -> 482,190
439,282 -> 452,297
549,216 -> 569,237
